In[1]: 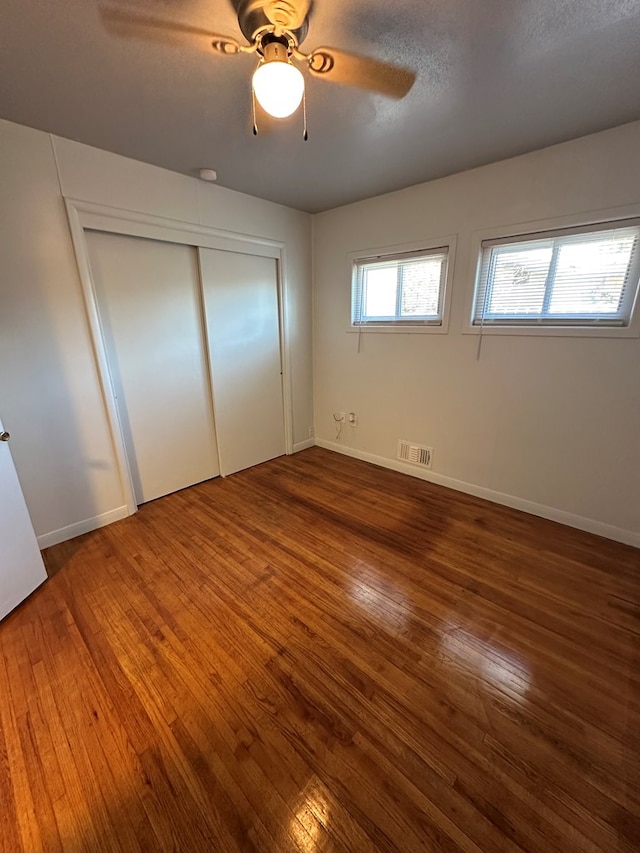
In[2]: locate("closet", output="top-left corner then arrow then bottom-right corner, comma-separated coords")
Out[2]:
86,230 -> 285,506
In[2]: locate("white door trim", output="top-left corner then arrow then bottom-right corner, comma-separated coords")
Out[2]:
65,198 -> 293,515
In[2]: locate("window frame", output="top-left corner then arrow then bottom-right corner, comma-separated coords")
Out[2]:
348,236 -> 456,334
464,211 -> 640,338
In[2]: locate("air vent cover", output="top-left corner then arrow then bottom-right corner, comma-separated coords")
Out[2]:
397,440 -> 433,469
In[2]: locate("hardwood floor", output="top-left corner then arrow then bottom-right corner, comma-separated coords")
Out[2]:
1,447 -> 639,852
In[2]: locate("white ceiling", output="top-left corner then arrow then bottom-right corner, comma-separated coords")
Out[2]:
1,0 -> 639,212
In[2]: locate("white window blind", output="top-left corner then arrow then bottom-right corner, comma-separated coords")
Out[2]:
352,247 -> 448,326
473,221 -> 640,327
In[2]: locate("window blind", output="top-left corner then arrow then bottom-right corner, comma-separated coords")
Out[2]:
473,221 -> 640,327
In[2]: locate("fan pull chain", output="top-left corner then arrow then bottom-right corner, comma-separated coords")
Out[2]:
302,89 -> 308,141
252,87 -> 258,136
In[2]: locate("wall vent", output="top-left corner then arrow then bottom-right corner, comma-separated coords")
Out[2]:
397,440 -> 433,469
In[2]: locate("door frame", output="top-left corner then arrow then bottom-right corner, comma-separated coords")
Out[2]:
65,198 -> 293,516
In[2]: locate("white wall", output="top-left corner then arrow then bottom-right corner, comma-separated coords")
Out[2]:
313,121 -> 640,546
0,118 -> 312,546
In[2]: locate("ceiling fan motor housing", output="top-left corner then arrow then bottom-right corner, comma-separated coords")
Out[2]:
237,0 -> 309,46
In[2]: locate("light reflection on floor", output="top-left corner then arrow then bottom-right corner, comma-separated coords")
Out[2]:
289,779 -> 330,852
438,624 -> 532,702
348,569 -> 410,632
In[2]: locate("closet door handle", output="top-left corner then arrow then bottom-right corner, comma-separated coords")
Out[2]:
0,431 -> 10,442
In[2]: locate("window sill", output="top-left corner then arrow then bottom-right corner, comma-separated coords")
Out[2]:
462,323 -> 639,339
347,324 -> 449,335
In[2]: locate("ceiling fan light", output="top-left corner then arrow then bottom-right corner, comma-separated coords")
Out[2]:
252,59 -> 304,119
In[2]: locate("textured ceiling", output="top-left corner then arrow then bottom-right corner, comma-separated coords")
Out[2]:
1,0 -> 639,212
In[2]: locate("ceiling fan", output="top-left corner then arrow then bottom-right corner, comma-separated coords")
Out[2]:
100,0 -> 416,134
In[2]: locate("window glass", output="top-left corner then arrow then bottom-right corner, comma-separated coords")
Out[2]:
353,248 -> 449,326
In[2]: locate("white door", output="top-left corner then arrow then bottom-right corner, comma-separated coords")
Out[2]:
199,248 -> 286,476
0,418 -> 47,621
86,231 -> 220,504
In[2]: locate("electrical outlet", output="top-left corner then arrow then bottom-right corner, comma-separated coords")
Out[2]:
348,412 -> 358,427
308,425 -> 315,438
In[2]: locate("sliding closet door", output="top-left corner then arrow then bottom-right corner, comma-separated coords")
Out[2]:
86,231 -> 219,504
199,248 -> 285,476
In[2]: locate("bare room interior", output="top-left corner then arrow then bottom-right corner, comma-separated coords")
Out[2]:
1,1 -> 639,850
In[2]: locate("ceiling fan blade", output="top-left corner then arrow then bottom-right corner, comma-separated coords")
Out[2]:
262,0 -> 311,31
307,47 -> 415,99
99,8 -> 243,54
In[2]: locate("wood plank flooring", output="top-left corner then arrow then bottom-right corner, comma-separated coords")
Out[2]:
1,446 -> 639,852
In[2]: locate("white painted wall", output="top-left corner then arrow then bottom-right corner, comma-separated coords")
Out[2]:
0,118 -> 312,546
313,121 -> 640,546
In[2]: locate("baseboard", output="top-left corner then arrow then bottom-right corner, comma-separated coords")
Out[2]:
37,505 -> 131,549
316,439 -> 640,549
292,438 -> 316,453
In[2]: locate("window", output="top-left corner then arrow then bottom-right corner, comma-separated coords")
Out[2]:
473,221 -> 640,328
352,246 -> 449,327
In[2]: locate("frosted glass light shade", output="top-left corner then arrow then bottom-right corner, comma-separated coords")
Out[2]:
252,60 -> 304,118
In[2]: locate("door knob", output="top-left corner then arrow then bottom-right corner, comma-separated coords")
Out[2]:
0,431 -> 10,442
